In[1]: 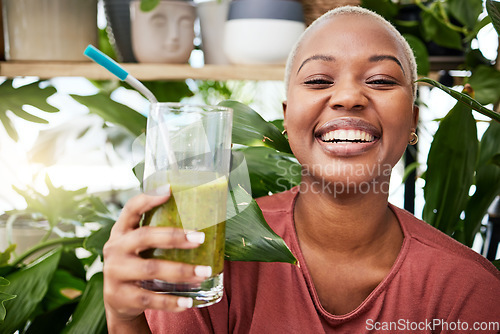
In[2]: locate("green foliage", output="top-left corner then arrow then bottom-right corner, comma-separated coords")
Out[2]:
0,277 -> 16,324
0,246 -> 15,268
487,0 -> 500,35
463,121 -> 500,246
225,185 -> 296,264
0,80 -> 59,141
423,87 -> 478,236
468,66 -> 500,105
448,0 -> 483,30
418,78 -> 500,247
403,34 -> 430,75
417,78 -> 500,123
420,8 -> 463,49
361,0 -> 398,20
131,80 -> 193,103
70,93 -> 147,137
0,98 -> 301,332
219,100 -> 292,154
0,249 -> 61,334
140,0 -> 160,12
239,147 -> 300,198
10,175 -> 89,229
196,81 -> 234,105
63,273 -> 106,334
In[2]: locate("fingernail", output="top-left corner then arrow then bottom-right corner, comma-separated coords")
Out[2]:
177,297 -> 193,308
186,231 -> 205,244
144,184 -> 170,196
194,265 -> 212,278
155,184 -> 171,196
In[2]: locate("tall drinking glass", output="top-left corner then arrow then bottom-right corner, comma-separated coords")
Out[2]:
140,103 -> 232,307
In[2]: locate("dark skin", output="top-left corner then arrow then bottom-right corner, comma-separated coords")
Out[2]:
283,14 -> 418,315
294,187 -> 403,315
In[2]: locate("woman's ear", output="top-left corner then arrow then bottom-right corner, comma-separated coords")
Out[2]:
282,101 -> 288,129
412,104 -> 419,129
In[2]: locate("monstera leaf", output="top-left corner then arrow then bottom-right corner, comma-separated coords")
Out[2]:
219,100 -> 292,154
0,80 -> 59,141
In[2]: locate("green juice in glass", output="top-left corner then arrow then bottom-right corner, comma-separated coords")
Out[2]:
141,170 -> 228,307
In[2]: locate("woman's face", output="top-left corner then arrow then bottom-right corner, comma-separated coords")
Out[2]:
283,14 -> 418,189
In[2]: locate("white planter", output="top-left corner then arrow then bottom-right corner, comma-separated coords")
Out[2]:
197,0 -> 230,65
223,0 -> 305,65
2,0 -> 98,61
130,0 -> 196,63
224,19 -> 305,65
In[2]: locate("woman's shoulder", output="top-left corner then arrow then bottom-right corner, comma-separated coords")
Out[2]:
391,204 -> 500,282
253,187 -> 300,238
255,186 -> 299,213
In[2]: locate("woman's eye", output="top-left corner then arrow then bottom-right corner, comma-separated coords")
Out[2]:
304,78 -> 333,86
367,78 -> 397,85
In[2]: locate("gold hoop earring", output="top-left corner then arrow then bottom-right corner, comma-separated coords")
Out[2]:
282,129 -> 287,136
409,132 -> 418,145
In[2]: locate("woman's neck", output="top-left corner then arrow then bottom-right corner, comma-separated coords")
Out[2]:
293,179 -> 401,256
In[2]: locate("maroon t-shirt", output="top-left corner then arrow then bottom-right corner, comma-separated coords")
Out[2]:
145,187 -> 500,333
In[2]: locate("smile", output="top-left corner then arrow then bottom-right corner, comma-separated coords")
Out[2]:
314,118 -> 381,156
320,129 -> 375,143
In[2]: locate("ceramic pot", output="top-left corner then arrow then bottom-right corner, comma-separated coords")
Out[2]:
196,0 -> 230,65
130,1 -> 196,63
102,0 -> 137,62
223,0 -> 305,65
2,0 -> 98,61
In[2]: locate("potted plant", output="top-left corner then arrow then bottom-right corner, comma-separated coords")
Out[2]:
103,0 -> 193,63
130,0 -> 197,63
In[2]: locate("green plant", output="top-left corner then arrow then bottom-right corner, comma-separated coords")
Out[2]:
139,0 -> 223,12
411,0 -> 500,251
0,80 -> 59,142
0,98 -> 299,333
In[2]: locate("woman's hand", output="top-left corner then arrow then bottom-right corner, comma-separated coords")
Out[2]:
102,191 -> 210,332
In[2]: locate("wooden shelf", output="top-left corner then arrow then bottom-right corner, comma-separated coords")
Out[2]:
0,61 -> 286,81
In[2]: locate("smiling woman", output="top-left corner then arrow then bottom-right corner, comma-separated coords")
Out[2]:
102,6 -> 500,334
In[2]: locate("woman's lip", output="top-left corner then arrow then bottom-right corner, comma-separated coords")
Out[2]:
315,118 -> 381,138
314,118 -> 381,156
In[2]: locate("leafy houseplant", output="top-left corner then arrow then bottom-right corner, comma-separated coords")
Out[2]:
0,97 -> 298,333
405,0 -> 500,254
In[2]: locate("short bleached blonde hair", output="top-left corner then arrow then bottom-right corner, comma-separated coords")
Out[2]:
284,6 -> 418,100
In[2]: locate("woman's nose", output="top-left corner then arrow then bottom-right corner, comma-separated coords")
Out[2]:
328,80 -> 367,111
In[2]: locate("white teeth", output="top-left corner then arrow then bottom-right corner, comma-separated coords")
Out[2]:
321,129 -> 375,142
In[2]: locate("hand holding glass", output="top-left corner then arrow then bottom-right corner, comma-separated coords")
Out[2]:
140,103 -> 232,307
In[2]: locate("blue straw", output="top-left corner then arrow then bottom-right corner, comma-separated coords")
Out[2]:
84,45 -> 158,104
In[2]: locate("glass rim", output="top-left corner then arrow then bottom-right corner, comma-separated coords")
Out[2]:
151,102 -> 233,114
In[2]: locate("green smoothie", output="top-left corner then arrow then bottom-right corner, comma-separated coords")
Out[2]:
141,171 -> 228,276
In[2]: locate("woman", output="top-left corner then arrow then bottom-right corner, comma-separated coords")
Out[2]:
103,6 -> 500,333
